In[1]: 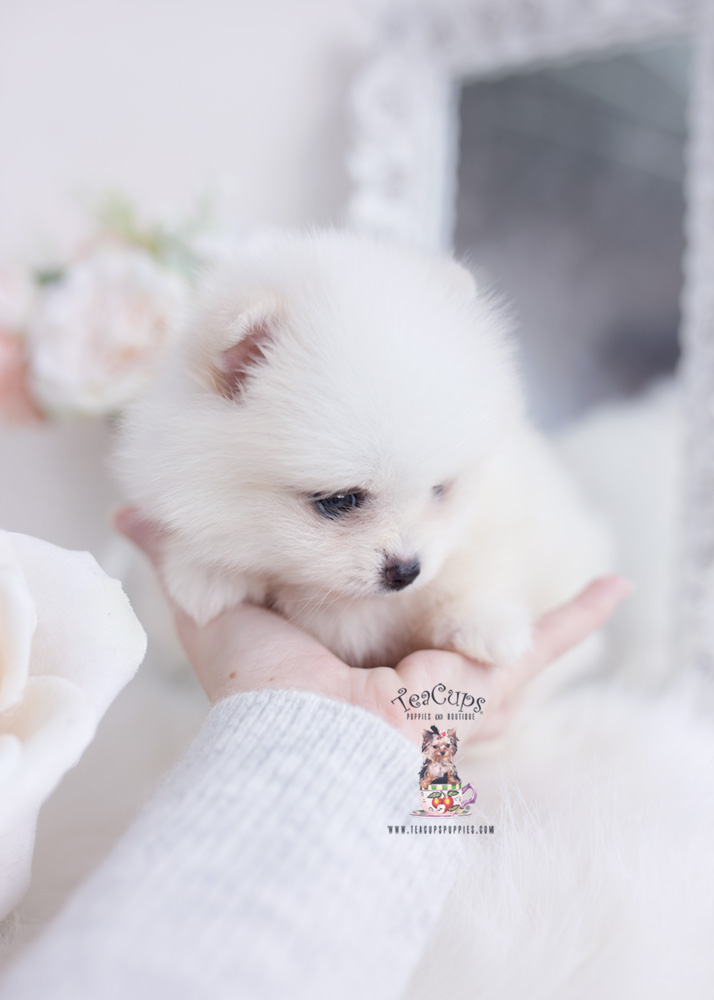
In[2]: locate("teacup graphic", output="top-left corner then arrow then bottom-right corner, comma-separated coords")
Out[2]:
419,782 -> 477,815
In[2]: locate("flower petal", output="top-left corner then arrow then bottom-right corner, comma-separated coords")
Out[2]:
0,533 -> 37,712
0,675 -> 96,833
0,676 -> 96,919
0,531 -> 146,920
0,815 -> 36,923
0,732 -> 22,784
7,532 -> 147,716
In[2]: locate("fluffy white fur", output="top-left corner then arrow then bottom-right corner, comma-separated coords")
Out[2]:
410,676 -> 714,1000
115,230 -> 608,669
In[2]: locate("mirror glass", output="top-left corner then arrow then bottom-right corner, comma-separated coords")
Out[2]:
455,40 -> 689,429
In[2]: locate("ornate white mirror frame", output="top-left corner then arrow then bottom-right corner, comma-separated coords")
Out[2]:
346,0 -> 714,677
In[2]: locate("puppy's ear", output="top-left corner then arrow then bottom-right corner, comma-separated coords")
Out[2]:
421,729 -> 435,752
208,296 -> 283,401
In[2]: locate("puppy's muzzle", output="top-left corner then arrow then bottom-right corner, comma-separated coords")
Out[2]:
383,559 -> 421,591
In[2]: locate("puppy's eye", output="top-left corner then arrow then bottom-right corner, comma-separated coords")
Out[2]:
312,491 -> 365,520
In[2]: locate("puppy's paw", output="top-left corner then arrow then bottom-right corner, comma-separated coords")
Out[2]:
162,548 -> 251,626
431,601 -> 533,667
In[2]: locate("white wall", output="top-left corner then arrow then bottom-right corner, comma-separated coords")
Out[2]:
0,0 -> 365,261
0,0 -> 367,548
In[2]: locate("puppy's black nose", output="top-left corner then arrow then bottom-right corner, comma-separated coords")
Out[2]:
383,560 -> 421,591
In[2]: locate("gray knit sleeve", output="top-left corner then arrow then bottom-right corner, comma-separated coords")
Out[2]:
0,688 -> 465,1000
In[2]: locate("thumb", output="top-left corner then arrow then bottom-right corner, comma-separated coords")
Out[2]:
113,506 -> 165,564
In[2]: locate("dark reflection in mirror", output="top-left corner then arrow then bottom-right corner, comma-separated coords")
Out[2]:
454,41 -> 689,429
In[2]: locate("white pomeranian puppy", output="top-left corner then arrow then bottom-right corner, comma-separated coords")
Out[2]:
115,230 -> 608,670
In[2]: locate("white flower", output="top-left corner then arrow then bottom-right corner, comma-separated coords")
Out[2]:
28,245 -> 187,416
0,530 -> 146,919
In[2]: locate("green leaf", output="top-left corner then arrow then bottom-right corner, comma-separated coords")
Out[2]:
34,267 -> 64,286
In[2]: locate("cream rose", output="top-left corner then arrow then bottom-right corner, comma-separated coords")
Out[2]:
28,245 -> 187,416
0,530 -> 146,919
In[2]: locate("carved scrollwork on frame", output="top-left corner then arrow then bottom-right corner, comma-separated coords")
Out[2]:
347,0 -> 694,250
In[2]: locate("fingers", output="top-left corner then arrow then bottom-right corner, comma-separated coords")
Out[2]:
523,575 -> 631,683
379,647 -> 497,744
178,600 -> 348,704
113,506 -> 165,563
114,504 -> 202,640
114,504 -> 349,703
388,576 -> 631,745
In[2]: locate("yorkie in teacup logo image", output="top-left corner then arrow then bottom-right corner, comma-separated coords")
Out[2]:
412,725 -> 477,817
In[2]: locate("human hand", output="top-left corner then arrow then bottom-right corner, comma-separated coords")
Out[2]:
115,507 -> 629,746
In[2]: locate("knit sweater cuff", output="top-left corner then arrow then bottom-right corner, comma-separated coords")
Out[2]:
0,689 -> 465,1000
